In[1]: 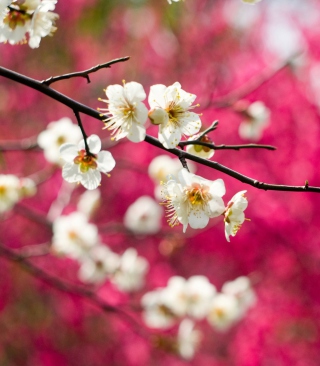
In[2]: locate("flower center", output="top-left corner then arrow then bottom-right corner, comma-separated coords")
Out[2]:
0,186 -> 7,196
184,183 -> 211,206
4,8 -> 31,30
166,102 -> 184,127
193,135 -> 213,153
74,150 -> 98,173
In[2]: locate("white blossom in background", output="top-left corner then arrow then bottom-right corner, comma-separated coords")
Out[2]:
207,293 -> 240,331
162,168 -> 225,232
168,0 -> 183,4
148,155 -> 196,200
224,190 -> 248,242
177,319 -> 201,360
162,276 -> 216,319
52,211 -> 99,259
241,0 -> 262,4
19,177 -> 37,198
141,288 -> 177,329
237,101 -> 270,141
124,196 -> 163,235
77,189 -> 101,219
28,0 -> 58,48
99,81 -> 148,143
37,117 -> 82,165
111,248 -> 149,292
78,245 -> 120,284
186,133 -> 214,159
221,276 -> 256,316
0,174 -> 21,213
60,134 -> 116,190
0,0 -> 58,46
148,82 -> 201,149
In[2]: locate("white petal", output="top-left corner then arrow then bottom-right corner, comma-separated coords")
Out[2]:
97,151 -> 116,173
62,163 -> 81,183
106,84 -> 125,101
127,123 -> 146,143
59,143 -> 78,162
209,179 -> 226,197
188,209 -> 209,229
134,102 -> 148,125
124,82 -> 146,103
207,196 -> 225,218
180,112 -> 202,136
159,124 -> 182,149
80,170 -> 101,190
81,135 -> 101,154
148,84 -> 167,109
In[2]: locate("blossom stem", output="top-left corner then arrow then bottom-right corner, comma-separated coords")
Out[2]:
73,110 -> 91,156
197,120 -> 219,139
41,57 -> 130,86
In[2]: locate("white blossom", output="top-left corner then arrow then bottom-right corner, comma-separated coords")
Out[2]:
77,189 -> 101,219
99,81 -> 148,143
238,101 -> 270,141
221,276 -> 256,316
124,196 -> 163,235
19,177 -> 37,198
0,174 -> 21,213
162,168 -> 225,232
162,276 -> 216,319
37,117 -> 82,165
0,0 -> 58,46
168,0 -> 184,4
78,245 -> 120,284
207,293 -> 240,331
111,248 -> 149,292
185,133 -> 214,159
177,319 -> 201,360
224,190 -> 248,242
52,211 -> 99,259
148,154 -> 196,200
148,82 -> 201,149
59,134 -> 116,190
141,288 -> 177,329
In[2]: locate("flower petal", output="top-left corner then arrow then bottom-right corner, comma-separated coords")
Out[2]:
59,143 -> 78,162
127,123 -> 146,143
209,179 -> 226,197
188,209 -> 209,229
86,135 -> 101,154
148,84 -> 167,109
62,162 -> 81,183
159,124 -> 182,149
97,151 -> 116,173
180,112 -> 202,136
106,84 -> 124,101
134,102 -> 149,125
80,170 -> 101,190
124,82 -> 146,103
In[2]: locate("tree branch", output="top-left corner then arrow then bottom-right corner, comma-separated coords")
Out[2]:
0,63 -> 318,193
42,57 -> 130,86
179,140 -> 276,151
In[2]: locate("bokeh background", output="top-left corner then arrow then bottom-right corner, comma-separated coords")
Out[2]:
2,0 -> 320,365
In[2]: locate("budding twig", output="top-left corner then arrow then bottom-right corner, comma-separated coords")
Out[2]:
179,140 -> 277,151
41,57 -> 130,86
0,63 -> 319,193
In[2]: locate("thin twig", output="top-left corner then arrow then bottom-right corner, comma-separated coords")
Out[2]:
73,110 -> 91,155
0,64 -> 318,193
42,57 -> 130,86
197,120 -> 219,140
179,140 -> 277,151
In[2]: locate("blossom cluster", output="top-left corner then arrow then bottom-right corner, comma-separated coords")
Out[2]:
142,275 -> 256,359
52,210 -> 149,292
0,0 -> 58,48
0,174 -> 36,213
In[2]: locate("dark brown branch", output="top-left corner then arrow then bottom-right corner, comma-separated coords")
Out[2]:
0,64 -> 319,193
198,120 -> 219,139
179,140 -> 276,151
42,57 -> 130,86
0,242 -> 148,338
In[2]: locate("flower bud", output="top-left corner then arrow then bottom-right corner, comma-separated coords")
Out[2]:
148,107 -> 169,125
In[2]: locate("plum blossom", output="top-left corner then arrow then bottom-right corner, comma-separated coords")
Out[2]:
224,190 -> 248,242
141,288 -> 177,329
0,174 -> 36,213
207,293 -> 240,331
59,134 -> 116,190
78,245 -> 120,284
221,276 -> 256,316
37,117 -> 82,165
148,154 -> 196,200
161,276 -> 216,319
52,211 -> 99,259
148,82 -> 201,149
185,133 -> 214,159
111,248 -> 149,292
0,0 -> 58,46
235,101 -> 270,141
77,189 -> 101,219
177,319 -> 201,360
124,196 -> 163,235
99,81 -> 148,143
162,168 -> 225,232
